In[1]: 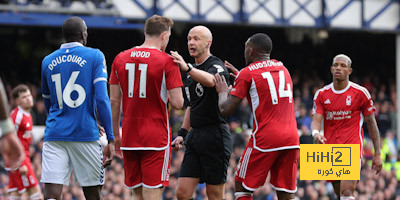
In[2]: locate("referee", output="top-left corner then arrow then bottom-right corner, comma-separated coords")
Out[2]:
170,25 -> 232,200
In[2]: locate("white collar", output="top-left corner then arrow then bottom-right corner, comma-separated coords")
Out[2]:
18,106 -> 30,115
331,81 -> 351,94
60,42 -> 84,49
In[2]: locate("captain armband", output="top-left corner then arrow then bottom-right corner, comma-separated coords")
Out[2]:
0,118 -> 15,138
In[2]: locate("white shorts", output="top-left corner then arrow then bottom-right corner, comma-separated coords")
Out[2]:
41,141 -> 105,187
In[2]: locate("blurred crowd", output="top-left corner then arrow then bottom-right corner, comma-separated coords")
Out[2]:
0,72 -> 399,200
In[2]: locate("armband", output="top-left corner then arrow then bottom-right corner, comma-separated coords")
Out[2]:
178,128 -> 188,139
312,130 -> 320,137
186,63 -> 193,73
0,118 -> 15,138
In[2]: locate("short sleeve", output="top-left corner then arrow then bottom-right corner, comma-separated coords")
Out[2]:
207,63 -> 225,75
165,56 -> 183,90
229,69 -> 251,100
207,62 -> 230,85
312,89 -> 325,115
41,59 -> 50,98
93,50 -> 108,85
109,53 -> 120,85
360,90 -> 376,116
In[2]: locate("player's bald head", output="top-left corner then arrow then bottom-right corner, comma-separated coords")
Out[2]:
62,16 -> 87,43
189,25 -> 213,41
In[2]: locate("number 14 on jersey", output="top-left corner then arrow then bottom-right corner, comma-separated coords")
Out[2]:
261,70 -> 292,105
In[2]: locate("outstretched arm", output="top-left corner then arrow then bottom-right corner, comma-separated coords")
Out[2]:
214,73 -> 241,117
224,60 -> 239,78
170,51 -> 215,87
364,113 -> 382,174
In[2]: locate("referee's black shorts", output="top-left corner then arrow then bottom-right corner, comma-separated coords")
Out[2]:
179,124 -> 233,185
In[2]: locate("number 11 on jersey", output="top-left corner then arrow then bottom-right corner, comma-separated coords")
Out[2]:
125,63 -> 148,98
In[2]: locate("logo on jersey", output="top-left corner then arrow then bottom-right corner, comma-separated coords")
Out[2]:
368,100 -> 375,111
23,130 -> 32,138
325,110 -> 352,120
324,99 -> 331,104
213,64 -> 224,73
196,83 -> 204,97
346,96 -> 351,106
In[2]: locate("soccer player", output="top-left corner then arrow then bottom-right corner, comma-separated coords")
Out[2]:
41,16 -> 114,200
311,54 -> 382,199
170,25 -> 232,200
0,79 -> 25,174
7,85 -> 43,200
214,33 -> 299,200
109,15 -> 183,200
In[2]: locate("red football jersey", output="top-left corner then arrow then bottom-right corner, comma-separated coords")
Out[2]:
10,106 -> 32,158
230,60 -> 299,151
313,82 -> 376,156
109,47 -> 183,150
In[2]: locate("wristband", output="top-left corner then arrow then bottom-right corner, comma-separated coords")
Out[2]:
186,63 -> 193,73
0,118 -> 15,138
178,128 -> 188,139
312,130 -> 319,137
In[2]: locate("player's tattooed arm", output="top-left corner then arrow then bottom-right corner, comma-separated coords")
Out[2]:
364,113 -> 382,174
214,73 -> 241,117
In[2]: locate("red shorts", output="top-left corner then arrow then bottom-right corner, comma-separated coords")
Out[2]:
8,157 -> 38,193
123,148 -> 171,189
235,143 -> 299,193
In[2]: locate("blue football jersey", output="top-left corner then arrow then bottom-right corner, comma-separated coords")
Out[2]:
41,42 -> 108,142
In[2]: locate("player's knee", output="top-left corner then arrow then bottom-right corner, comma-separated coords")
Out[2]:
234,192 -> 253,200
176,187 -> 192,200
206,189 -> 224,200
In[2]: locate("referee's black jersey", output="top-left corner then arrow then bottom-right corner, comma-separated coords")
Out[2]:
185,55 -> 230,129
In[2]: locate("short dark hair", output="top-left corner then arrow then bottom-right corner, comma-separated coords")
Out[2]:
12,84 -> 29,100
62,16 -> 86,42
248,33 -> 273,54
144,15 -> 174,37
